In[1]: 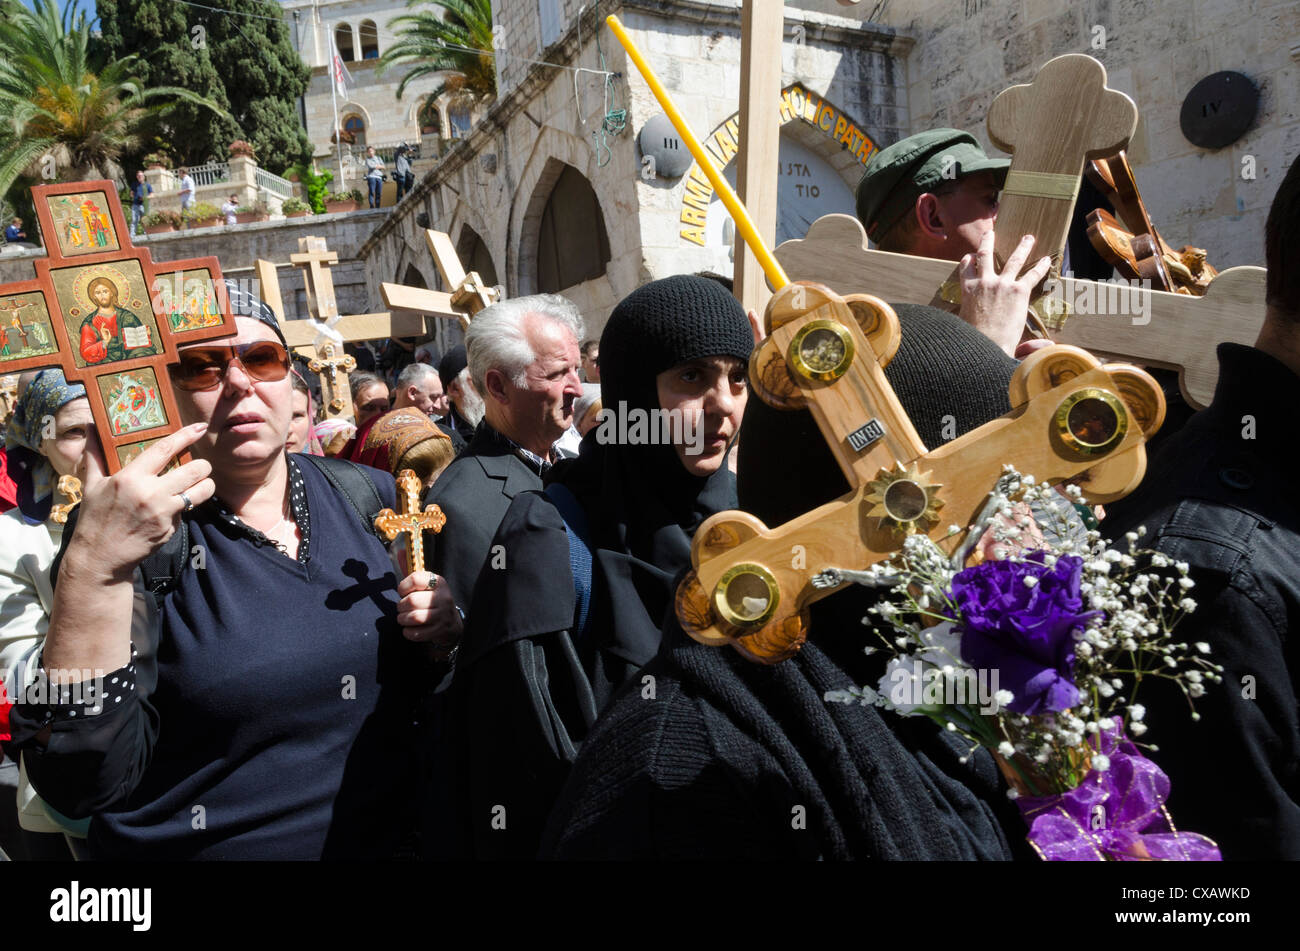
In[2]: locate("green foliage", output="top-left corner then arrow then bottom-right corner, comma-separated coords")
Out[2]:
0,0 -> 231,199
280,196 -> 310,214
284,163 -> 333,214
183,200 -> 220,222
142,151 -> 172,169
96,0 -> 312,175
142,209 -> 181,227
327,188 -> 363,204
380,0 -> 496,126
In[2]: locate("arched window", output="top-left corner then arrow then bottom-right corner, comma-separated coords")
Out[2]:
359,20 -> 379,59
334,23 -> 355,62
448,103 -> 472,139
343,114 -> 366,146
419,99 -> 442,136
536,165 -> 610,293
457,226 -> 499,288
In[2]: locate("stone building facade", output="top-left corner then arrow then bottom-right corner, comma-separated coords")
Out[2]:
357,0 -> 1293,355
280,0 -> 487,187
360,0 -> 911,354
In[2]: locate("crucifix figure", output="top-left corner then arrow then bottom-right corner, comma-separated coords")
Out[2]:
50,473 -> 83,524
374,468 -> 447,575
307,341 -> 357,418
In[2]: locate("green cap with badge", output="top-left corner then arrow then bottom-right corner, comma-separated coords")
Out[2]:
855,129 -> 1009,241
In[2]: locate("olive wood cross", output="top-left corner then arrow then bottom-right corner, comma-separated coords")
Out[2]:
374,468 -> 446,574
674,281 -> 1166,664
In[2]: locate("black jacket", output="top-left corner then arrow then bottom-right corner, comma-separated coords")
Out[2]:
422,422 -> 542,612
1104,343 -> 1300,860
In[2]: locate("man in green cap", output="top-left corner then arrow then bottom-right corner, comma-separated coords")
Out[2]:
855,129 -> 1052,357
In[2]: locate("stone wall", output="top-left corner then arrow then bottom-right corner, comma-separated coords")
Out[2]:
0,210 -> 389,325
870,0 -> 1299,267
365,0 -> 910,345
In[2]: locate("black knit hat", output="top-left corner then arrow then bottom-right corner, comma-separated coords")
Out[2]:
739,303 -> 1017,524
600,274 -> 753,412
438,344 -> 468,390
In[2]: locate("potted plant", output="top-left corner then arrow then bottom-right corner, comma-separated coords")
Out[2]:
324,189 -> 362,213
142,151 -> 172,170
141,210 -> 182,234
184,202 -> 222,229
281,197 -> 311,218
234,200 -> 270,224
283,164 -> 333,214
228,140 -> 257,160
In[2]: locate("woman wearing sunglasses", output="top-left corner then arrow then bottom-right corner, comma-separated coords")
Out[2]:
9,284 -> 461,859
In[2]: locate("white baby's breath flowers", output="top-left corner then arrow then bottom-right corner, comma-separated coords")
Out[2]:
1091,753 -> 1111,772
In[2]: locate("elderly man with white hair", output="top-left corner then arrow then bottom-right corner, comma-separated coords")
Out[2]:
422,294 -> 585,616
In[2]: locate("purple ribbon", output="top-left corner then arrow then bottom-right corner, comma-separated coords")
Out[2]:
1015,718 -> 1221,861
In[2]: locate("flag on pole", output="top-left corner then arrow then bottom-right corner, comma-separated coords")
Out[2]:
330,32 -> 352,101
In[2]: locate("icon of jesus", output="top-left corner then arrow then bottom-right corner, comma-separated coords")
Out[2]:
79,277 -> 153,364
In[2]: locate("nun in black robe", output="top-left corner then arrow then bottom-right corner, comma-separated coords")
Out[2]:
540,303 -> 1033,860
424,275 -> 755,859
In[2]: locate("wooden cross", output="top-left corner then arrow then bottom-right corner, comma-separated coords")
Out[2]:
732,0 -> 783,318
774,215 -> 1264,410
291,236 -> 342,321
255,236 -> 416,420
608,17 -> 1165,665
674,281 -> 1167,663
307,341 -> 357,418
985,54 -> 1138,283
380,228 -> 500,333
774,53 -> 1267,408
374,468 -> 446,574
0,180 -> 237,473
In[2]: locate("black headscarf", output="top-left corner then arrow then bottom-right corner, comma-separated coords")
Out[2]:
548,274 -> 754,667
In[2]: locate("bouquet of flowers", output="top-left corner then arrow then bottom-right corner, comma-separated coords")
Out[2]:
822,467 -> 1223,861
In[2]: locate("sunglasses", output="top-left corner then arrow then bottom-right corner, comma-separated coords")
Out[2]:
170,341 -> 291,391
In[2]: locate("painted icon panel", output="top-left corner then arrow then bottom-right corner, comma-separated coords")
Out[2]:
152,268 -> 226,334
44,190 -> 121,258
0,291 -> 59,363
50,259 -> 163,369
98,366 -> 169,436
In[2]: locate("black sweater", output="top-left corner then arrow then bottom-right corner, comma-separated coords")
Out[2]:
541,613 -> 1020,861
10,461 -> 427,859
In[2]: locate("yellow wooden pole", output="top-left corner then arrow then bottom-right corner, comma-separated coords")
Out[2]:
606,14 -> 789,290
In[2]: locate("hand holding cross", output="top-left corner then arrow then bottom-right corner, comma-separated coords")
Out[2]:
374,468 -> 446,575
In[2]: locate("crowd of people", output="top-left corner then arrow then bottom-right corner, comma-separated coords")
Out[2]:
0,129 -> 1294,862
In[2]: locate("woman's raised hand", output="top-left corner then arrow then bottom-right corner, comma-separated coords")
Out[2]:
70,422 -> 216,581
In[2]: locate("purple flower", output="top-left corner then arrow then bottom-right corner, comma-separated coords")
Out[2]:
952,553 -> 1098,715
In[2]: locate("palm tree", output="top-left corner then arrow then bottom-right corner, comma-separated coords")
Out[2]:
379,0 -> 496,129
0,0 -> 229,196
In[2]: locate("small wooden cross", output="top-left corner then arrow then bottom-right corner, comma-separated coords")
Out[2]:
0,180 -> 237,473
675,281 -> 1166,664
374,468 -> 446,574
